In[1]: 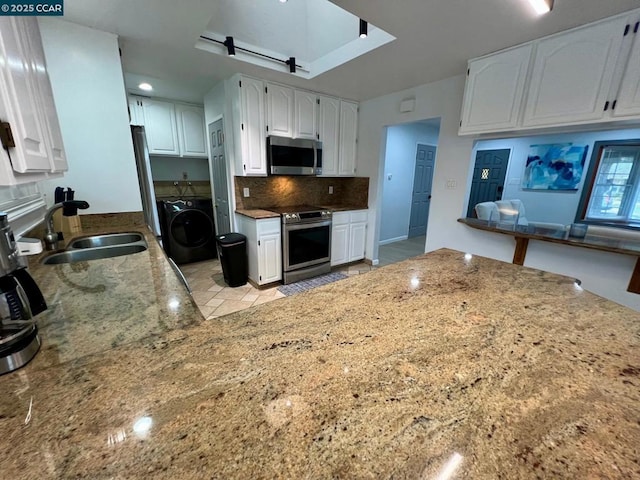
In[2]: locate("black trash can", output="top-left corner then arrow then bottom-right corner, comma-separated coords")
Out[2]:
216,233 -> 248,287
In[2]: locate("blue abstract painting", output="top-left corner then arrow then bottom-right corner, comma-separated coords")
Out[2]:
522,143 -> 588,190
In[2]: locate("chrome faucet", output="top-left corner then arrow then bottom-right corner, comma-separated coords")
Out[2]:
44,200 -> 90,251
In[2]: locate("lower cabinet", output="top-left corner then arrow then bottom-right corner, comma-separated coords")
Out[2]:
331,210 -> 367,266
236,215 -> 282,285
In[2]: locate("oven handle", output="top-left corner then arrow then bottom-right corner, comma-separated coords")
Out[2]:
284,220 -> 332,231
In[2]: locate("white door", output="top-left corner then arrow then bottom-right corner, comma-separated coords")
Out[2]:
330,223 -> 349,266
177,104 -> 206,157
318,95 -> 340,176
240,76 -> 267,175
142,99 -> 180,155
339,101 -> 358,176
349,221 -> 366,262
259,232 -> 281,284
294,90 -> 317,139
613,23 -> 640,118
0,17 -> 52,173
522,16 -> 627,127
459,44 -> 532,134
266,83 -> 293,137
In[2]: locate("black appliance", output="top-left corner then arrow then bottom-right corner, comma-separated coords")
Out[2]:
271,205 -> 332,284
157,198 -> 217,264
267,136 -> 322,176
216,233 -> 248,287
0,213 -> 47,375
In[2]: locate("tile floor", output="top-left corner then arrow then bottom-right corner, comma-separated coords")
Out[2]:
181,235 -> 425,320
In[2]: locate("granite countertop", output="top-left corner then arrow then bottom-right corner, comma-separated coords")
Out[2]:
236,205 -> 367,219
1,247 -> 640,478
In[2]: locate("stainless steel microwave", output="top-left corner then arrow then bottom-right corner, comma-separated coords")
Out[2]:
267,136 -> 322,176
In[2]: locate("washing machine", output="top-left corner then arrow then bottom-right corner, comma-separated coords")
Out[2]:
157,198 -> 217,264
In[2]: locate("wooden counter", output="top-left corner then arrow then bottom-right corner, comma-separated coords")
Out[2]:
459,217 -> 640,293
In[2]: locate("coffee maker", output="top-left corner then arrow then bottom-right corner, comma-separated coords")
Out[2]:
0,213 -> 46,375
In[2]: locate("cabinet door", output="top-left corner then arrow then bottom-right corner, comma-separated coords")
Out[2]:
331,223 -> 349,266
128,96 -> 145,126
348,221 -> 366,262
266,83 -> 293,137
318,95 -> 340,176
338,101 -> 358,176
459,44 -> 532,134
613,22 -> 640,118
176,104 -> 207,157
0,17 -> 52,173
294,90 -> 317,139
522,16 -> 627,127
142,99 -> 180,155
258,232 -> 282,284
240,76 -> 267,175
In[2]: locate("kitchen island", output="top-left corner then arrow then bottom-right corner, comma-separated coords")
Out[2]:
1,242 -> 639,478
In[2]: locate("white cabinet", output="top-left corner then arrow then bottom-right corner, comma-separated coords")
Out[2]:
142,99 -> 180,156
331,210 -> 367,266
236,214 -> 281,285
294,90 -> 317,139
176,104 -> 207,157
266,83 -> 293,137
318,97 -> 358,177
338,101 -> 358,176
613,21 -> 640,118
318,95 -> 340,176
128,97 -> 144,126
0,17 -> 68,184
238,76 -> 267,175
522,15 -> 628,127
459,44 -> 533,134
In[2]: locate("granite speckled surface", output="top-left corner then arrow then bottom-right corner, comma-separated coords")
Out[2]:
1,246 -> 640,479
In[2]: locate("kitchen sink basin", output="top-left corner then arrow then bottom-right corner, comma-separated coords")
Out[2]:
68,232 -> 144,249
41,232 -> 148,265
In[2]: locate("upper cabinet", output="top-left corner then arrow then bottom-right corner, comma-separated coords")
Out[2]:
318,96 -> 358,177
229,74 -> 358,177
266,83 -> 294,137
130,96 -> 207,158
0,17 -> 68,184
459,44 -> 533,134
522,15 -> 628,127
459,8 -> 640,135
294,90 -> 317,139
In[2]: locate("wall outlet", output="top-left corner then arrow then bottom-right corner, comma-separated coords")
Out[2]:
243,187 -> 250,197
446,180 -> 457,189
329,186 -> 334,194
182,171 -> 188,180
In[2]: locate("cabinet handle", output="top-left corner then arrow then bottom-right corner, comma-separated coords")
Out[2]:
604,101 -> 610,111
624,24 -> 630,36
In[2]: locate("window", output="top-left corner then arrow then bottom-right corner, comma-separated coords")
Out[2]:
578,140 -> 640,227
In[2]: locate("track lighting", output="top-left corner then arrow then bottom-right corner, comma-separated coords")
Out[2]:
359,19 -> 368,38
224,36 -> 235,56
286,57 -> 296,73
527,0 -> 553,15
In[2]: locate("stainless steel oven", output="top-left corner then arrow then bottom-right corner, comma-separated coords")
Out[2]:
278,206 -> 332,284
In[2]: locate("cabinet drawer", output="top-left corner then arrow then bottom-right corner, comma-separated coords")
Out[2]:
350,210 -> 368,223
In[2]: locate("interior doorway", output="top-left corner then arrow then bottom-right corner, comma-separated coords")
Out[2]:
208,119 -> 231,235
466,148 -> 510,217
378,118 -> 441,265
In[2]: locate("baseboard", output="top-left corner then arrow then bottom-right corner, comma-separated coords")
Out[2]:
379,235 -> 408,246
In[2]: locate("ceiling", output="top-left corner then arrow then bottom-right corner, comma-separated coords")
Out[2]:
62,0 -> 640,104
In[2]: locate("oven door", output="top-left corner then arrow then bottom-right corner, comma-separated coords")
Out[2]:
283,220 -> 331,272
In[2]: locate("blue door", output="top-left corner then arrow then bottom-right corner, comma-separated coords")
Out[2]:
466,149 -> 510,218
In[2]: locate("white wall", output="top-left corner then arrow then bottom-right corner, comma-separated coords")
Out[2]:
358,74 -> 640,311
38,19 -> 142,214
473,128 -> 640,225
380,122 -> 440,243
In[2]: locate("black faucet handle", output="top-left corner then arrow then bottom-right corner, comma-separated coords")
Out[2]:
62,200 -> 89,217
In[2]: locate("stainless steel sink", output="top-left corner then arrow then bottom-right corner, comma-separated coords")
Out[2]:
68,232 -> 144,249
41,232 -> 148,265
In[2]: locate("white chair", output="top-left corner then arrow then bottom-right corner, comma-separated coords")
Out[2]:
474,201 -> 499,222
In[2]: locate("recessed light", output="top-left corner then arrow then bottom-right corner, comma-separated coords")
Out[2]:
279,0 -> 287,2
527,0 -> 553,15
138,82 -> 153,91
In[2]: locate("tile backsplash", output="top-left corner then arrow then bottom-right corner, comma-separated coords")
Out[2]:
234,176 -> 369,210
